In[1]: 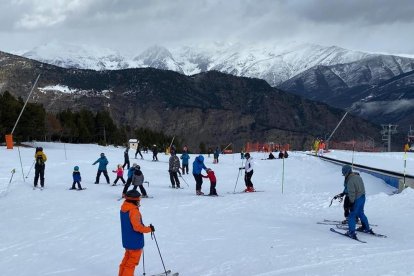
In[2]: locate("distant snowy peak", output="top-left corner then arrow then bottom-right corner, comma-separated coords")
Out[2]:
23,42 -> 129,70
22,42 -> 386,85
133,45 -> 184,73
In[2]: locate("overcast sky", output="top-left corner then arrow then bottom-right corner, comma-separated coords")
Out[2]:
1,0 -> 414,55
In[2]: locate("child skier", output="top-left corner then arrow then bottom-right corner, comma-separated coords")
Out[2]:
180,151 -> 190,174
202,168 -> 218,196
113,164 -> 126,186
131,165 -> 148,198
119,190 -> 154,276
122,163 -> 137,197
70,166 -> 83,190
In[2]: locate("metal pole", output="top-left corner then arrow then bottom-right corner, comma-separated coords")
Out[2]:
17,146 -> 26,182
388,124 -> 391,152
11,74 -> 41,135
326,111 -> 349,143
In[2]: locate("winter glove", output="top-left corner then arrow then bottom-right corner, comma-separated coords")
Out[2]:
239,167 -> 243,170
150,224 -> 155,232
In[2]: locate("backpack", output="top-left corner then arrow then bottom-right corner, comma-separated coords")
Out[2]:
36,154 -> 44,165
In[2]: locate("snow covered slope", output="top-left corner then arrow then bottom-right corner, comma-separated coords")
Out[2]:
1,143 -> 414,276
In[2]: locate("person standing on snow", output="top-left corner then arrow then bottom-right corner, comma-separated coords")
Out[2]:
341,165 -> 373,239
213,147 -> 220,163
122,163 -> 137,198
135,141 -> 144,159
131,165 -> 148,198
122,147 -> 130,169
112,164 -> 126,186
202,168 -> 218,196
180,150 -> 190,174
152,145 -> 159,161
118,190 -> 154,276
34,147 -> 47,190
70,166 -> 83,190
193,155 -> 207,195
93,153 -> 110,184
239,152 -> 255,192
169,150 -> 181,188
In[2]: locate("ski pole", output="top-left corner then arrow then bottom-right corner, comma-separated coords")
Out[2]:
144,181 -> 150,187
26,160 -> 35,178
142,249 -> 146,276
179,175 -> 189,187
151,232 -> 168,276
9,169 -> 16,184
233,168 -> 242,193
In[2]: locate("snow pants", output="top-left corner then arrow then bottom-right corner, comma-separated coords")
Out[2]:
182,164 -> 189,174
244,170 -> 254,188
34,164 -> 45,188
122,159 -> 130,169
96,170 -> 110,184
169,171 -> 180,187
348,194 -> 370,233
114,176 -> 126,185
71,181 -> 82,189
193,173 -> 203,191
209,181 -> 217,195
135,149 -> 143,159
122,177 -> 133,195
132,184 -> 147,196
119,249 -> 142,276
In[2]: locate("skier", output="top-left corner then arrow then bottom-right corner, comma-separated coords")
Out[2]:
193,155 -> 207,195
169,150 -> 181,188
152,145 -> 159,161
122,147 -> 130,169
202,168 -> 218,196
122,163 -> 137,197
92,153 -> 110,184
278,151 -> 284,159
135,141 -> 143,159
180,150 -> 190,174
267,152 -> 275,159
118,190 -> 154,276
112,164 -> 126,186
283,151 -> 289,158
33,147 -> 47,190
70,166 -> 83,190
131,165 -> 148,198
341,165 -> 373,239
239,153 -> 255,192
318,140 -> 326,156
213,147 -> 220,163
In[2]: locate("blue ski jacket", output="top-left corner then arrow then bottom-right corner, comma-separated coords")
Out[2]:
93,156 -> 109,170
192,155 -> 207,174
180,153 -> 190,165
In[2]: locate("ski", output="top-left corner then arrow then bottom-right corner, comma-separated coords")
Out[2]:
227,190 -> 264,194
335,225 -> 387,238
169,186 -> 184,189
117,195 -> 153,201
147,270 -> 179,276
330,228 -> 367,243
323,219 -> 378,227
68,188 -> 87,191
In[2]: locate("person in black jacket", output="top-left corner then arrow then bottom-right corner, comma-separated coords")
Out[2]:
169,150 -> 181,188
152,145 -> 158,161
122,147 -> 130,169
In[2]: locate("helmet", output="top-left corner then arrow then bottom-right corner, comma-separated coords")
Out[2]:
342,165 -> 352,176
74,166 -> 79,171
132,163 -> 137,167
244,153 -> 250,159
125,190 -> 141,200
100,153 -> 105,157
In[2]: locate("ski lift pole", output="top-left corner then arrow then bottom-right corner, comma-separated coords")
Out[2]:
282,157 -> 285,194
326,111 -> 349,145
11,74 -> 41,135
403,151 -> 407,188
17,146 -> 25,182
222,142 -> 232,153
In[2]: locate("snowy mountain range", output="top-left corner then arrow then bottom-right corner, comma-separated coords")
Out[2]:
22,41 -> 375,86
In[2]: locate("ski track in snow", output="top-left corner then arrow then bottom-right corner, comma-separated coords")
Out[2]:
1,143 -> 414,276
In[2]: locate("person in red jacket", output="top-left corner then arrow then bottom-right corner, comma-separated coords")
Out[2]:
119,190 -> 154,276
202,168 -> 218,196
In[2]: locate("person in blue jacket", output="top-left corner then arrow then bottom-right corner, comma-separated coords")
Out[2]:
180,151 -> 190,174
70,166 -> 83,190
213,147 -> 220,163
193,155 -> 207,195
93,153 -> 110,184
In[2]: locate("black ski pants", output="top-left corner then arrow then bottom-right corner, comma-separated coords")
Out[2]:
209,181 -> 217,195
244,170 -> 254,188
169,171 -> 180,187
182,164 -> 189,174
122,177 -> 133,195
34,165 -> 45,187
71,181 -> 82,189
114,176 -> 126,185
193,173 -> 203,191
132,184 -> 147,196
122,159 -> 130,169
135,149 -> 143,159
96,170 -> 110,184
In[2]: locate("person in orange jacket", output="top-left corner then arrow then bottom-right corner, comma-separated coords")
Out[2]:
119,190 -> 154,276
